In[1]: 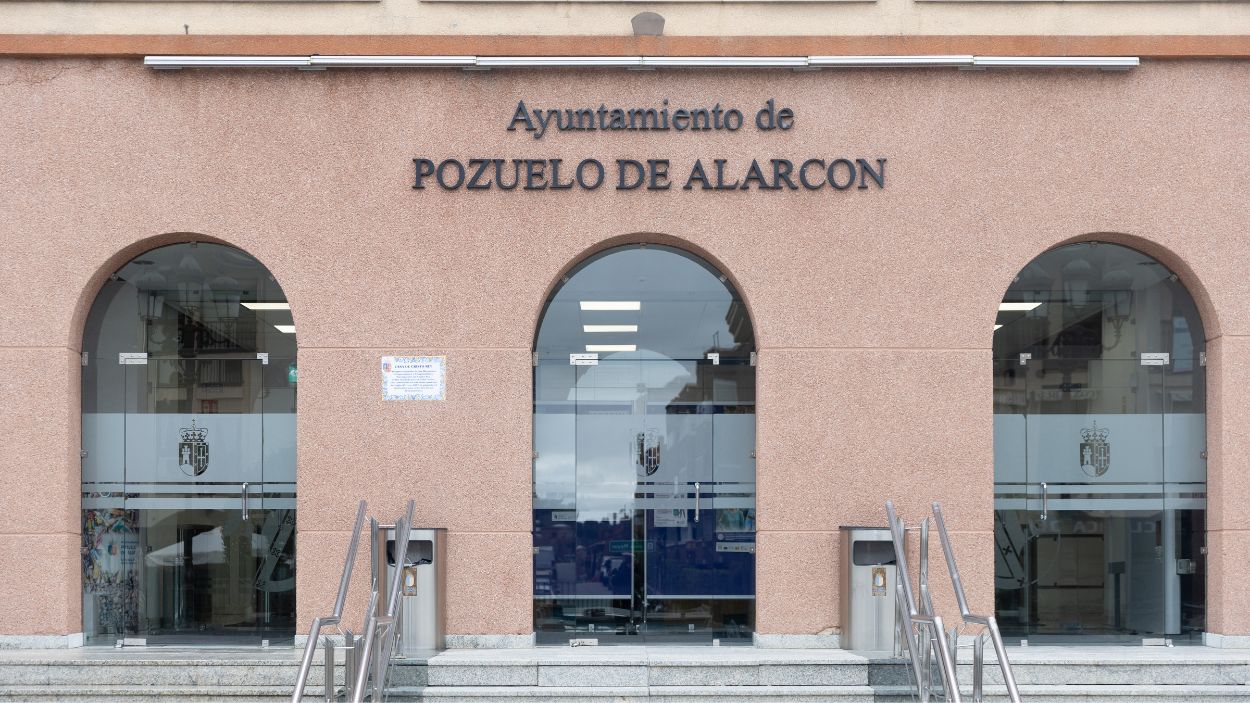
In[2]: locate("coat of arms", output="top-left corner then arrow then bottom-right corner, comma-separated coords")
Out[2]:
1079,421 -> 1110,477
635,429 -> 661,477
178,419 -> 210,477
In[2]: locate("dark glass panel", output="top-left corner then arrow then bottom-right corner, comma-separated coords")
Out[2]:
533,245 -> 756,644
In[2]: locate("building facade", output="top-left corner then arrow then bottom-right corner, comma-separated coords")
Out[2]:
1,2 -> 1249,650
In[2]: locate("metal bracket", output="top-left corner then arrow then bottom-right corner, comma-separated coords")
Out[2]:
570,353 -> 598,366
257,353 -> 269,365
532,351 -> 539,367
1200,351 -> 1207,367
750,352 -> 757,367
81,352 -> 89,367
1018,353 -> 1032,366
706,352 -> 720,365
1141,352 -> 1170,366
119,352 -> 148,365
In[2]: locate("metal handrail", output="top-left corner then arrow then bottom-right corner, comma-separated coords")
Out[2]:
351,500 -> 416,703
349,590 -> 381,703
292,500 -> 367,703
886,500 -> 962,703
931,502 -> 1022,703
372,500 -> 417,702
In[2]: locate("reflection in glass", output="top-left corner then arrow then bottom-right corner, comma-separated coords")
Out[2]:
533,245 -> 756,644
993,242 -> 1205,641
81,243 -> 296,645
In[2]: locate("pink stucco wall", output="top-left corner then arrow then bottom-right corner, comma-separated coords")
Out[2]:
1,58 -> 1247,638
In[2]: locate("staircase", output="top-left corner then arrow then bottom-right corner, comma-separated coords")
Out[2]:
0,645 -> 1248,702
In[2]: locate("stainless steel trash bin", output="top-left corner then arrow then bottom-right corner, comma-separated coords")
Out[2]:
839,526 -> 897,651
380,526 -> 446,656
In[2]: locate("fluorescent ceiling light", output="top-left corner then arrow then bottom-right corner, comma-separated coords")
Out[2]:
586,344 -> 636,352
243,302 -> 291,311
273,325 -> 296,334
584,324 -> 638,333
994,324 -> 1004,331
998,302 -> 1043,312
580,301 -> 641,311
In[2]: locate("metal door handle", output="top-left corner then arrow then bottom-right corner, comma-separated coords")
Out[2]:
1039,481 -> 1048,521
242,482 -> 250,521
694,482 -> 701,523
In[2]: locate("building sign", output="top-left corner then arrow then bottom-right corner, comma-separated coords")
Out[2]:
381,356 -> 446,401
413,99 -> 886,192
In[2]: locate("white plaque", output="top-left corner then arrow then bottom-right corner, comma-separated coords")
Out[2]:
381,356 -> 446,401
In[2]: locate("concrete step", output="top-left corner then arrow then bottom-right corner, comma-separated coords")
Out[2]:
0,685 -> 301,702
425,647 -> 873,687
426,646 -> 1250,688
0,656 -> 426,688
0,646 -> 1247,701
406,685 -> 878,702
2,683 -> 1249,703
868,655 -> 1250,686
873,684 -> 1250,703
402,684 -> 1250,703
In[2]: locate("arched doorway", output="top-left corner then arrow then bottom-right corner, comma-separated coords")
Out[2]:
993,242 -> 1206,643
532,244 -> 757,645
80,242 -> 297,646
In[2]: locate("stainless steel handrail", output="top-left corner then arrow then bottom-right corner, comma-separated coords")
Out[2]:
931,502 -> 1021,703
372,500 -> 417,701
292,500 -> 368,703
886,500 -> 962,703
351,500 -> 416,703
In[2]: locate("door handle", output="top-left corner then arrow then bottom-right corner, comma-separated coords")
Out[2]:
694,482 -> 701,523
241,482 -> 251,521
1039,481 -> 1048,522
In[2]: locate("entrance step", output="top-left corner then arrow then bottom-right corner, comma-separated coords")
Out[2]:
403,685 -> 879,702
0,649 -> 426,699
0,684 -> 297,702
872,684 -> 1250,703
0,646 -> 1246,701
426,648 -> 869,687
869,646 -> 1250,687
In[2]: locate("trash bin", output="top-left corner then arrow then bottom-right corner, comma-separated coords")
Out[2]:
380,526 -> 446,656
839,526 -> 897,651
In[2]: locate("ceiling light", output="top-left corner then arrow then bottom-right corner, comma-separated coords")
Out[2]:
586,344 -> 636,352
998,302 -> 1043,312
584,324 -> 638,333
274,325 -> 296,334
580,301 -> 641,311
243,302 -> 291,311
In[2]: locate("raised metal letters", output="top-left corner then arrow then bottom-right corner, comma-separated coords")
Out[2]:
412,99 -> 887,193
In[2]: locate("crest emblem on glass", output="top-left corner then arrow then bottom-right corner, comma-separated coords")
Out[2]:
1078,421 -> 1110,477
178,419 -> 210,477
635,428 -> 661,477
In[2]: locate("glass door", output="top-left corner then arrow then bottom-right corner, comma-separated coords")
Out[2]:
120,356 -> 295,646
1018,359 -> 1167,641
643,357 -> 755,644
533,354 -> 756,644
